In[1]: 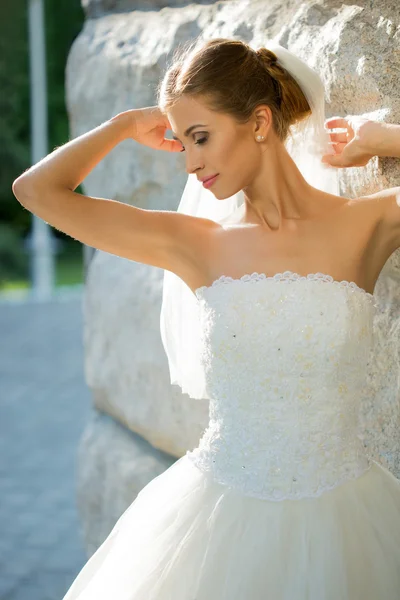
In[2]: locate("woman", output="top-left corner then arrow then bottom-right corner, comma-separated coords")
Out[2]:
13,37 -> 400,599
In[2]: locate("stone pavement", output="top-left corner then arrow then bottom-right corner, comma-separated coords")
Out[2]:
0,288 -> 92,599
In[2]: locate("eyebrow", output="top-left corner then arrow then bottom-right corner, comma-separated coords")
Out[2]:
172,124 -> 207,140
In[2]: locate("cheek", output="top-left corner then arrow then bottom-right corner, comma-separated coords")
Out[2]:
229,139 -> 258,173
220,132 -> 247,164
215,136 -> 234,162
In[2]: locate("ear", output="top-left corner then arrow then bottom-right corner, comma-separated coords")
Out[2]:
252,104 -> 273,139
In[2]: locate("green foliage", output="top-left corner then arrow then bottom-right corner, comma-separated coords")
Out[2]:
0,223 -> 29,285
0,0 -> 84,239
56,241 -> 84,286
0,235 -> 84,290
44,0 -> 85,154
0,2 -> 31,231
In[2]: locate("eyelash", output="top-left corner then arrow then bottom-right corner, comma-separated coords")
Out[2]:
179,137 -> 208,152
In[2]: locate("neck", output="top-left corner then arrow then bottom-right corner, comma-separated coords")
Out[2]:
242,141 -> 318,230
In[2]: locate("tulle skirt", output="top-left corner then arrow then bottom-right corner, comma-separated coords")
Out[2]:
63,455 -> 400,600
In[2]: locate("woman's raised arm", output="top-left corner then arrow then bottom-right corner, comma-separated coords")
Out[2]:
12,108 -> 182,198
323,116 -> 400,256
10,109 -> 206,276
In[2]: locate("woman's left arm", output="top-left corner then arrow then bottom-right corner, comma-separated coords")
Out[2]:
323,117 -> 400,253
364,121 -> 400,254
322,116 -> 400,167
365,122 -> 400,159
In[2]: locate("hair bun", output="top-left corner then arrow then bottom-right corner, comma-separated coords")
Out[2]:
255,47 -> 278,66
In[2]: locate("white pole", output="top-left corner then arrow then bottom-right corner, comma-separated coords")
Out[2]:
28,0 -> 56,301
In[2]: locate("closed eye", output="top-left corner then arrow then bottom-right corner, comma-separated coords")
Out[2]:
180,137 -> 208,152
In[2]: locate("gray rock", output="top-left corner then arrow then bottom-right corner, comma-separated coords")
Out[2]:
67,0 -> 400,553
76,409 -> 176,555
82,0 -> 216,19
83,251 -> 209,459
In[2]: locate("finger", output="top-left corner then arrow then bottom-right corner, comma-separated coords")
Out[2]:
159,137 -> 184,153
327,141 -> 347,155
324,117 -> 348,130
328,132 -> 347,143
333,141 -> 347,154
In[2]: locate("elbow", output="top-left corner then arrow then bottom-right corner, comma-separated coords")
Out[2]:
12,174 -> 36,205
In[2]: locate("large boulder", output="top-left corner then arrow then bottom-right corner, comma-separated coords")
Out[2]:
81,0 -> 216,18
66,0 -> 400,553
76,410 -> 176,556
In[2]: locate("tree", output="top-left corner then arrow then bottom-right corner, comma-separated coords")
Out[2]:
0,0 -> 84,234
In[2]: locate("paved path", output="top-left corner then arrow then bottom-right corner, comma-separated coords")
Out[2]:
0,290 -> 91,599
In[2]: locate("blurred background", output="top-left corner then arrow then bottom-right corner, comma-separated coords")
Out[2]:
1,2 -> 92,599
1,0 -> 85,299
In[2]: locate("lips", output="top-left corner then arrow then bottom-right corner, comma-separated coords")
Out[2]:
202,174 -> 219,188
202,174 -> 218,183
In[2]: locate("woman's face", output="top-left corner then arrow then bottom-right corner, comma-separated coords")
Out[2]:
167,95 -> 270,200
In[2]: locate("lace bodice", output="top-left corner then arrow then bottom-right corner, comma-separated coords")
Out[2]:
186,271 -> 378,501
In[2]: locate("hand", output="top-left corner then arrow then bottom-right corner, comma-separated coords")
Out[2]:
114,107 -> 183,152
131,106 -> 183,152
322,116 -> 377,168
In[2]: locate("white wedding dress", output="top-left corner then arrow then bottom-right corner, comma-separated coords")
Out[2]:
63,271 -> 400,600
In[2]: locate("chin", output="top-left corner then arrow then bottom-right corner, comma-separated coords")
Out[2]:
212,192 -> 231,201
220,188 -> 243,201
209,184 -> 237,201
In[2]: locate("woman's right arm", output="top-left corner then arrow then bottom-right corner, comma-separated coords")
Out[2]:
13,112 -> 134,200
13,108 -> 183,199
11,109 -> 207,276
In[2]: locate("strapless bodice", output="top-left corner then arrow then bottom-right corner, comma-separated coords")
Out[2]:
186,271 -> 377,501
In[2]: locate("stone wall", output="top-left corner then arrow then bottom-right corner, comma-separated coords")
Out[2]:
66,0 -> 400,554
81,0 -> 216,18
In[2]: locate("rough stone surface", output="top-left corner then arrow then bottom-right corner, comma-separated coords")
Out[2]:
82,0 -> 216,19
66,0 -> 400,551
76,409 -> 176,555
83,251 -> 209,458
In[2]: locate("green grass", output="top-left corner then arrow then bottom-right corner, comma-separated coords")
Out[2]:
0,280 -> 30,292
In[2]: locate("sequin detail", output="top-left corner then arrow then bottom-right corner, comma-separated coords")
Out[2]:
187,275 -> 376,501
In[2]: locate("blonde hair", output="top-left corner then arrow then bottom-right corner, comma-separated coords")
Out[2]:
157,37 -> 312,142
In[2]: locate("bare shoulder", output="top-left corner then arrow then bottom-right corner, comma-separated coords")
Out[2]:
350,187 -> 400,256
167,212 -> 220,290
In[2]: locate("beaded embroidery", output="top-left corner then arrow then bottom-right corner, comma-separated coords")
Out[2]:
187,272 -> 378,501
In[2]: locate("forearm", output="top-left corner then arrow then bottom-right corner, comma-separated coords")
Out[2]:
13,111 -> 132,202
365,122 -> 400,158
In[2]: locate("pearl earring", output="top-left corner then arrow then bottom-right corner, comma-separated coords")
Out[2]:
256,135 -> 264,141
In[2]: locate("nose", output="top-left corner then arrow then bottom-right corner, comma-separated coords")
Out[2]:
184,151 -> 204,175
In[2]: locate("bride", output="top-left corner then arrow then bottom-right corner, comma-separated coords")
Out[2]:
13,37 -> 400,599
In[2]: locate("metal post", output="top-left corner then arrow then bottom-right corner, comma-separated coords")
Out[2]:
28,0 -> 56,301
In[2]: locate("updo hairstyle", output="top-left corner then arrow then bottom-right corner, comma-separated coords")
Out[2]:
157,37 -> 312,143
